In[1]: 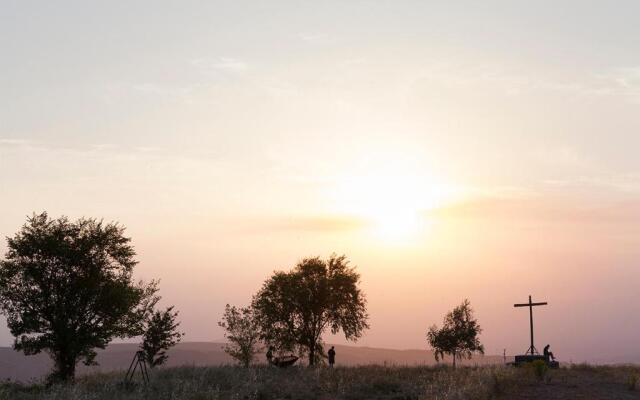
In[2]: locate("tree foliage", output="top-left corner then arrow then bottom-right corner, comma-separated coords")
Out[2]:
252,254 -> 369,366
427,299 -> 484,367
218,304 -> 262,367
141,306 -> 184,368
0,213 -> 158,382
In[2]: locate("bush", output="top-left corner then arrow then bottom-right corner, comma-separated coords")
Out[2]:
530,360 -> 548,381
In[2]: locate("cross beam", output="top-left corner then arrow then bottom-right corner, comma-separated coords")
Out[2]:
514,295 -> 548,355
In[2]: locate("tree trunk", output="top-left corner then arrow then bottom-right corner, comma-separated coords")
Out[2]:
52,353 -> 77,383
452,351 -> 456,368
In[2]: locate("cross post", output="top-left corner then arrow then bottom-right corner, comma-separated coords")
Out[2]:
514,295 -> 548,355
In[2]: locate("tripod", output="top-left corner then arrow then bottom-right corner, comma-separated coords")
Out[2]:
124,350 -> 150,385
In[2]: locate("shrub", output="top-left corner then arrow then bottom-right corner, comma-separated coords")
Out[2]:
141,306 -> 184,367
530,360 -> 549,381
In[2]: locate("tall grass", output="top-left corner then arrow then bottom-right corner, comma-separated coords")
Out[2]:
1,364 -> 639,400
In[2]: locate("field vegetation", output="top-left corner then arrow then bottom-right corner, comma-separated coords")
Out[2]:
1,364 -> 640,400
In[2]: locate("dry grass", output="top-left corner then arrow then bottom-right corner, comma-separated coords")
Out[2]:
1,364 -> 640,400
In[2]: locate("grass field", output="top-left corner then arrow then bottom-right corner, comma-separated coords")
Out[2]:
1,364 -> 640,400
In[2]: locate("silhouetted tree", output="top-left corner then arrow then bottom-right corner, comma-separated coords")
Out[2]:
252,254 -> 369,366
218,304 -> 262,367
141,306 -> 184,368
427,299 -> 484,368
0,213 -> 158,382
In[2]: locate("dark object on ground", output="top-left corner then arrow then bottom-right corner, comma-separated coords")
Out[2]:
271,355 -> 299,368
511,354 -> 559,368
124,351 -> 150,385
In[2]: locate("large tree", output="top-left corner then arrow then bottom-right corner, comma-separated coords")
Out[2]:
141,306 -> 184,368
252,254 -> 369,366
0,213 -> 158,382
427,299 -> 484,368
218,304 -> 262,367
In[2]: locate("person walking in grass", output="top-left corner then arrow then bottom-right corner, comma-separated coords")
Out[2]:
328,346 -> 336,367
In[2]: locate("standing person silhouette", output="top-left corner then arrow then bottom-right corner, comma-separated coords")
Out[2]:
328,346 -> 336,367
543,344 -> 555,361
266,346 -> 275,365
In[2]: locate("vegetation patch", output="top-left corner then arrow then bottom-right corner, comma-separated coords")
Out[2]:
0,364 -> 638,400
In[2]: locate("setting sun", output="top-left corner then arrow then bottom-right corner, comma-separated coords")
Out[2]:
328,165 -> 458,241
370,208 -> 423,241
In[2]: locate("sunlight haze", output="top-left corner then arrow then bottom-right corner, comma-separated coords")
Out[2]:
2,0 -> 640,364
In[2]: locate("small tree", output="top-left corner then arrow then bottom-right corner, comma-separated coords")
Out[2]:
427,299 -> 484,368
0,213 -> 158,382
252,254 -> 369,366
218,304 -> 262,367
141,306 -> 184,368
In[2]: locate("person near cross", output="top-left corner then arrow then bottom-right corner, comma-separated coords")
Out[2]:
543,344 -> 555,361
328,346 -> 336,367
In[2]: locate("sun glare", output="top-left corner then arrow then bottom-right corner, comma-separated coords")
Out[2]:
330,166 -> 458,242
370,209 -> 423,241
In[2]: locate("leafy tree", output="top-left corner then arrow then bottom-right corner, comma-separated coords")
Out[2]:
252,254 -> 369,366
141,306 -> 184,368
0,213 -> 158,382
218,304 -> 262,367
427,299 -> 484,368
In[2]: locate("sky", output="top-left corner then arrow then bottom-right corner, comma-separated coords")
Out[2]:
1,1 -> 640,363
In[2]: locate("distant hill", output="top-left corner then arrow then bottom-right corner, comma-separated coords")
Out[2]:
0,342 -> 503,382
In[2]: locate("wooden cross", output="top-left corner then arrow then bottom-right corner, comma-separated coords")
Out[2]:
514,295 -> 548,355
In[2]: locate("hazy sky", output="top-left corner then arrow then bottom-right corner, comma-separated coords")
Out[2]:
2,1 -> 640,363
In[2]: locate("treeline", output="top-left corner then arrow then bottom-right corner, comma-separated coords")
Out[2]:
0,213 -> 484,384
219,267 -> 483,368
